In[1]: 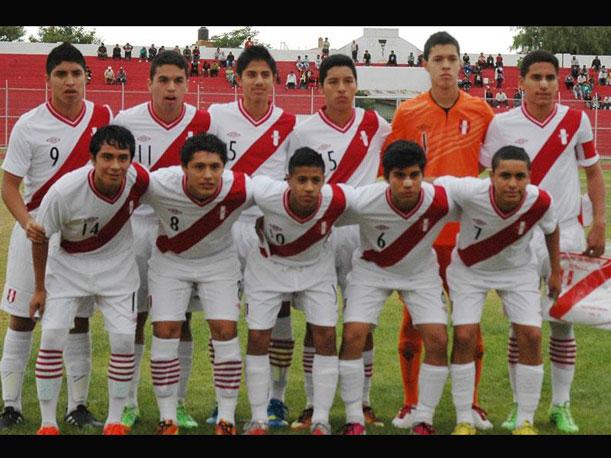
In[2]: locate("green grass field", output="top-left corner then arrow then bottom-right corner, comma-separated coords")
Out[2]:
0,163 -> 610,435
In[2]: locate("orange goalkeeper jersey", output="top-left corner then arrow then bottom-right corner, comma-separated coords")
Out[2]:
383,90 -> 495,246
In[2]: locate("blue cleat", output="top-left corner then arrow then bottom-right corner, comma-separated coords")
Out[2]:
267,398 -> 289,428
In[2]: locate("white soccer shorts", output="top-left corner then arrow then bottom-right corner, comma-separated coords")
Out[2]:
329,224 -> 360,292
132,214 -> 157,313
231,218 -> 259,273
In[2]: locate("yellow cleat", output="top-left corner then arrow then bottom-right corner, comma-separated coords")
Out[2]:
512,421 -> 538,435
452,422 -> 477,435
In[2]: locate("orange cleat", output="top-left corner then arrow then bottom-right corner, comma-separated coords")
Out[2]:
214,419 -> 237,435
154,419 -> 179,435
103,423 -> 130,435
37,425 -> 60,435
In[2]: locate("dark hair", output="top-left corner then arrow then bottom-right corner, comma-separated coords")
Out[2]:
288,147 -> 325,175
180,133 -> 227,166
382,140 -> 426,179
46,42 -> 86,76
491,145 -> 531,171
150,51 -> 189,80
520,50 -> 559,77
90,125 -> 135,159
423,31 -> 460,61
319,54 -> 357,85
236,45 -> 277,77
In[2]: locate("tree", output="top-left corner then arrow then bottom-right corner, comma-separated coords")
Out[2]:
210,26 -> 269,48
511,26 -> 611,55
0,26 -> 26,42
29,26 -> 101,45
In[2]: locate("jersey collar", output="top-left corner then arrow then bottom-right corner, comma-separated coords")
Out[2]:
283,188 -> 322,224
238,98 -> 274,127
318,107 -> 356,133
489,183 -> 528,219
521,103 -> 558,128
88,168 -> 126,204
181,173 -> 223,207
46,100 -> 86,127
385,187 -> 424,220
147,102 -> 186,130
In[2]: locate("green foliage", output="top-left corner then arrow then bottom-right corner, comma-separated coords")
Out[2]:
511,26 -> 611,55
28,26 -> 101,45
0,26 -> 25,42
210,26 -> 269,49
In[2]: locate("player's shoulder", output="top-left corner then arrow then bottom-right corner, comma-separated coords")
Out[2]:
54,164 -> 92,194
113,102 -> 148,122
208,100 -> 238,116
397,92 -> 431,112
15,102 -> 48,127
457,92 -> 495,118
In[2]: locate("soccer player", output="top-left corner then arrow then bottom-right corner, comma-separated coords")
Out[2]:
112,51 -> 219,429
242,147 -> 353,435
29,125 -> 149,435
0,42 -> 112,430
141,133 -> 254,435
286,53 -> 390,429
480,50 -> 606,433
441,146 -> 560,435
382,31 -> 495,429
337,140 -> 455,435
207,45 -> 296,427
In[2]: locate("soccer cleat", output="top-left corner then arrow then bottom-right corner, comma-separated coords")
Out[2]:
65,404 -> 104,428
411,422 -> 436,435
214,419 -> 237,435
310,422 -> 332,435
120,405 -> 140,429
154,419 -> 179,435
0,406 -> 25,429
103,423 -> 130,435
391,404 -> 415,429
176,402 -> 198,429
37,425 -> 60,435
472,404 -> 493,430
549,401 -> 579,433
290,406 -> 313,430
206,404 -> 218,425
512,421 -> 538,435
242,420 -> 268,435
340,422 -> 366,435
501,402 -> 518,431
452,422 -> 477,435
267,398 -> 289,428
362,405 -> 384,427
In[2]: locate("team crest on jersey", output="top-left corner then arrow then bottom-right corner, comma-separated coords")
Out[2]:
422,218 -> 429,232
375,224 -> 390,231
272,130 -> 280,147
227,131 -> 241,139
219,205 -> 227,220
559,128 -> 569,145
459,120 -> 470,135
321,221 -> 328,235
473,218 -> 487,226
6,288 -> 16,304
129,200 -> 135,215
137,135 -> 151,142
518,221 -> 526,235
360,130 -> 369,147
46,136 -> 61,144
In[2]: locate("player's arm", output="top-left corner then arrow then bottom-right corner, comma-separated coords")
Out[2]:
1,171 -> 46,243
29,238 -> 49,320
583,162 -> 606,257
545,225 -> 562,300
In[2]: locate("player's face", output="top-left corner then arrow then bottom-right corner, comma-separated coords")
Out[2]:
47,61 -> 85,107
182,151 -> 224,200
148,64 -> 188,115
322,66 -> 357,113
490,159 -> 530,209
237,59 -> 274,104
91,142 -> 132,193
520,62 -> 558,111
287,166 -> 325,213
424,44 -> 461,89
387,165 -> 423,209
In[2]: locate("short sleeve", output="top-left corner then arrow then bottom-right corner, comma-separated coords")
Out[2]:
36,186 -> 65,238
479,118 -> 505,169
1,118 -> 31,178
539,192 -> 558,235
575,112 -> 599,167
251,175 -> 277,208
335,184 -> 360,226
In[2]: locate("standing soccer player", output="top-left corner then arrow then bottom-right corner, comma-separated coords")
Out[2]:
1,43 -> 112,430
480,50 -> 606,433
29,125 -> 149,435
382,31 -> 495,430
113,51 -> 219,430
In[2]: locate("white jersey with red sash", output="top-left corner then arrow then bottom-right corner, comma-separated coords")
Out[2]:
142,167 -> 254,263
2,100 -> 113,213
252,175 -> 352,267
36,163 -> 149,297
480,104 -> 598,224
437,176 -> 558,272
287,107 -> 390,187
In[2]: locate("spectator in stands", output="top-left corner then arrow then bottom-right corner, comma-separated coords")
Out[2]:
513,88 -> 523,107
495,66 -> 504,88
210,61 -> 220,77
603,95 -> 611,110
302,55 -> 310,70
591,56 -> 601,72
218,49 -> 227,68
202,60 -> 210,77
577,72 -> 587,87
485,86 -> 495,106
226,51 -> 235,68
148,44 -> 157,61
315,54 -> 322,69
580,65 -> 588,77
299,70 -> 310,89
495,53 -> 503,68
214,47 -> 221,60
408,52 -> 415,67
486,54 -> 494,69
97,43 -> 108,59
286,70 -> 297,89
322,37 -> 330,58
112,44 -> 122,60
192,45 -> 200,65
158,45 -> 166,54
571,56 -> 580,77
183,45 -> 192,61
296,55 -> 304,72
364,50 -> 372,66
565,73 -> 575,90
477,52 -> 486,68
190,60 -> 198,77
244,37 -> 254,48
474,71 -> 483,87
582,82 -> 593,101
598,66 -> 607,86
462,52 -> 470,66
104,65 -> 115,84
85,65 -> 92,84
226,67 -> 237,87
351,40 -> 359,62
308,70 -> 318,88
495,89 -> 509,108
460,75 -> 471,92
417,53 -> 424,66
591,92 -> 600,110
173,45 -> 181,54
116,66 -> 127,84
463,62 -> 473,78
573,82 -> 582,100
139,46 -> 147,62
123,43 -> 133,61
387,50 -> 398,66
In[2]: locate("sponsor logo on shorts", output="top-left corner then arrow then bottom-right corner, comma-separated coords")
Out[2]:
7,289 -> 16,304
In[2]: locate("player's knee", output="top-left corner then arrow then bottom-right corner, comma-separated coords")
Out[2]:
109,333 -> 134,356
40,328 -> 69,351
341,326 -> 367,353
453,327 -> 477,352
426,332 -> 448,356
9,315 -> 36,332
153,321 -> 182,339
247,329 -> 272,355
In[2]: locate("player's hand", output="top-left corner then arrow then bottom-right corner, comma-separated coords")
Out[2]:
25,219 -> 47,244
547,271 -> 562,301
29,290 -> 46,321
584,222 -> 606,257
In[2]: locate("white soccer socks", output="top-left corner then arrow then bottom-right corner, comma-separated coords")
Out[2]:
302,346 -> 315,408
1,329 -> 33,412
415,363 -> 449,425
246,354 -> 270,422
64,331 -> 91,413
312,354 -> 339,425
36,329 -> 69,426
549,322 -> 576,405
126,343 -> 144,409
450,362 -> 475,425
339,358 -> 364,425
212,337 -> 242,424
507,329 -> 518,402
177,340 -> 194,404
107,333 -> 135,425
515,363 -> 544,427
269,314 -> 294,402
362,349 -> 374,407
150,336 -> 179,423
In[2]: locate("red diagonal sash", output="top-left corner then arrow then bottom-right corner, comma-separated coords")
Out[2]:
530,109 -> 582,186
27,105 -> 111,211
362,186 -> 449,268
156,172 -> 247,254
150,110 -> 211,171
231,112 -> 296,175
328,110 -> 379,184
266,185 -> 346,257
458,191 -> 552,267
61,163 -> 150,253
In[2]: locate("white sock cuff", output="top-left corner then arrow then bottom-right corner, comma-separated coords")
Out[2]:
5,329 -> 33,342
246,354 -> 269,367
421,363 -> 449,375
451,362 -> 475,373
313,354 -> 339,370
151,336 -> 180,360
339,358 -> 363,373
362,349 -> 373,365
515,363 -> 544,375
212,337 -> 241,362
